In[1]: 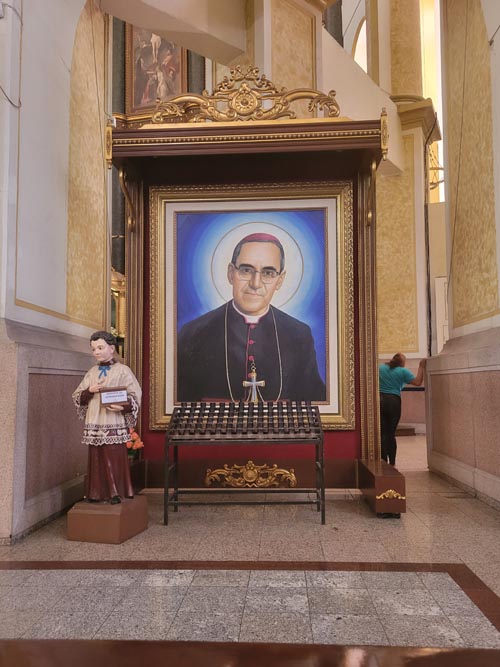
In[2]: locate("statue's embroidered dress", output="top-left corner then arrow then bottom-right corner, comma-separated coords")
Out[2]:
72,360 -> 142,500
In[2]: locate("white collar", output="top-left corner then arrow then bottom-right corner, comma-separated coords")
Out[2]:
231,300 -> 270,324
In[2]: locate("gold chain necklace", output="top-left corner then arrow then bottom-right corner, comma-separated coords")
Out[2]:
224,302 -> 283,402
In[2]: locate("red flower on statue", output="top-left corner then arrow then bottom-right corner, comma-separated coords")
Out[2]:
126,428 -> 144,450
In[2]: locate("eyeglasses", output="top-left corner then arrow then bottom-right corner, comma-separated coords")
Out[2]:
233,264 -> 281,283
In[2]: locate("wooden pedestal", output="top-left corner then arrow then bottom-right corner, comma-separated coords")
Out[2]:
358,460 -> 406,516
66,495 -> 148,544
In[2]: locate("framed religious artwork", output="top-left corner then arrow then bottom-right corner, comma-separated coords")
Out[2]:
125,24 -> 187,115
149,181 -> 356,431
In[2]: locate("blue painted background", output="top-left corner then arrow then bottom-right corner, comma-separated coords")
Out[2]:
175,208 -> 328,383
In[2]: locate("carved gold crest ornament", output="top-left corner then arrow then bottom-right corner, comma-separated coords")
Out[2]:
147,65 -> 341,124
205,460 -> 297,489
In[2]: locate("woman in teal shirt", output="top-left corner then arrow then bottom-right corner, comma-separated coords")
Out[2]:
379,353 -> 426,465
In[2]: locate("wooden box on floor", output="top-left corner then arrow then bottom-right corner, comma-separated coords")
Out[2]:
358,460 -> 406,515
66,495 -> 148,544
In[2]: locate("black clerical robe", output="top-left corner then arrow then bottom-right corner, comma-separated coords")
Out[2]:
177,302 -> 326,402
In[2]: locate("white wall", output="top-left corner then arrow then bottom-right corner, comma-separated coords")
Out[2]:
16,2 -> 75,312
342,0 -> 366,57
99,0 -> 246,62
1,0 -> 94,337
0,0 -> 23,320
321,28 -> 404,173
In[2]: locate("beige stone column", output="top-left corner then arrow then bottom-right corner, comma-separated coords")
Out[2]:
390,0 -> 423,98
376,2 -> 439,437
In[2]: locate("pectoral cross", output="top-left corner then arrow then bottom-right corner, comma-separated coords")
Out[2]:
243,368 -> 265,403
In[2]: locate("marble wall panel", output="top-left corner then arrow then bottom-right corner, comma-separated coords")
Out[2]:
400,390 -> 425,425
443,0 -> 499,328
429,372 -> 475,467
427,329 -> 500,503
6,326 -> 91,538
470,371 -> 500,478
25,373 -> 87,500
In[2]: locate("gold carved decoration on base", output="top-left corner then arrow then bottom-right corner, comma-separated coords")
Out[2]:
205,460 -> 297,489
376,489 -> 406,501
149,66 -> 340,125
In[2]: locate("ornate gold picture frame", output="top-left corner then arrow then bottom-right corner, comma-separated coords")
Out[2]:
149,181 -> 355,431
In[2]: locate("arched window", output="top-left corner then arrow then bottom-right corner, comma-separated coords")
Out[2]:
352,18 -> 367,73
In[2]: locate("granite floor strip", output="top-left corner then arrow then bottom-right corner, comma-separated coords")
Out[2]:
1,561 -> 499,628
0,565 -> 499,649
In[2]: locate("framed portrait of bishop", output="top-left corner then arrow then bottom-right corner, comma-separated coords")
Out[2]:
149,181 -> 356,431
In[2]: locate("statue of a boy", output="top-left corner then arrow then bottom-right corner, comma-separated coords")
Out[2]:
72,331 -> 142,504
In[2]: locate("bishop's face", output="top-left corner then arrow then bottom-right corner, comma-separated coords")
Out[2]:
227,241 -> 286,317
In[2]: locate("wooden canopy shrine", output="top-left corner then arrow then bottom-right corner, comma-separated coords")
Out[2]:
108,67 -> 405,517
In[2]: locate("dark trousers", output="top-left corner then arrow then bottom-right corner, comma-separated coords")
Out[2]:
380,393 -> 401,466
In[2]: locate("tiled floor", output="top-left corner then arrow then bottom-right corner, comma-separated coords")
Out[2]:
1,436 -> 500,665
0,566 -> 498,647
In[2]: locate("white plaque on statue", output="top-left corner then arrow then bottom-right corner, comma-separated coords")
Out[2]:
100,387 -> 128,406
